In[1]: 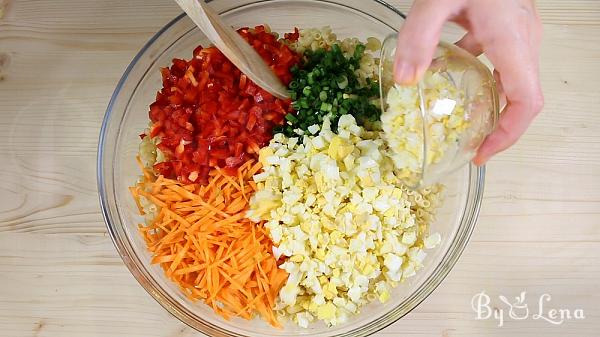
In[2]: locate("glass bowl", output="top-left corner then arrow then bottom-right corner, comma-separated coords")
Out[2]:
379,35 -> 499,188
97,1 -> 485,336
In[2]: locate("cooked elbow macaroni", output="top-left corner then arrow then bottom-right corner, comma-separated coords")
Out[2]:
289,27 -> 380,87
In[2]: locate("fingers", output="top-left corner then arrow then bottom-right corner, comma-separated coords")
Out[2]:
456,32 -> 483,56
473,103 -> 527,165
471,1 -> 544,164
394,0 -> 464,84
473,50 -> 544,165
473,69 -> 543,165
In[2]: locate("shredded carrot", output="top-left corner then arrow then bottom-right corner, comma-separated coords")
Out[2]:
131,158 -> 287,327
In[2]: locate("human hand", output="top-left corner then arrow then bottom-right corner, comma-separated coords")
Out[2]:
394,0 -> 544,165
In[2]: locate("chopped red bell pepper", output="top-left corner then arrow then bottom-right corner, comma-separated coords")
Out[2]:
147,25 -> 301,184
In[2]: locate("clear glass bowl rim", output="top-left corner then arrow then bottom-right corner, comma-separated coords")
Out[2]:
97,1 -> 486,336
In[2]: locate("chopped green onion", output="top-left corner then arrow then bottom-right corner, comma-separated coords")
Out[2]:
353,44 -> 366,61
300,98 -> 309,109
337,75 -> 348,89
302,86 -> 312,96
285,113 -> 298,123
280,42 -> 380,136
319,91 -> 328,101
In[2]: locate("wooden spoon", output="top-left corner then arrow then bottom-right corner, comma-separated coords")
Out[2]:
174,0 -> 290,99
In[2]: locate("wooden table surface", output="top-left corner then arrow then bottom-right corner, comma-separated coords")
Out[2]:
1,0 -> 599,336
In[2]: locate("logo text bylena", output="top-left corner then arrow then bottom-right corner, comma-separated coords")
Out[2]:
471,291 -> 585,327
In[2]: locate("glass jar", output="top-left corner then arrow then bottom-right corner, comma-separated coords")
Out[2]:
379,34 -> 499,188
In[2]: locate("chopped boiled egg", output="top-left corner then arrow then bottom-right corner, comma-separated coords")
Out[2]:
381,70 -> 470,186
248,115 -> 443,326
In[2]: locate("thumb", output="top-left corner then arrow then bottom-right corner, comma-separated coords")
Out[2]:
394,0 -> 463,84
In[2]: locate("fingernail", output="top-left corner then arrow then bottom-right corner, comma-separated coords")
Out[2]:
394,61 -> 414,85
472,155 -> 486,166
473,148 -> 490,166
414,63 -> 429,82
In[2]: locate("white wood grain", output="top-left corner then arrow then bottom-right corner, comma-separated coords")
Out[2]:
0,0 -> 599,336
